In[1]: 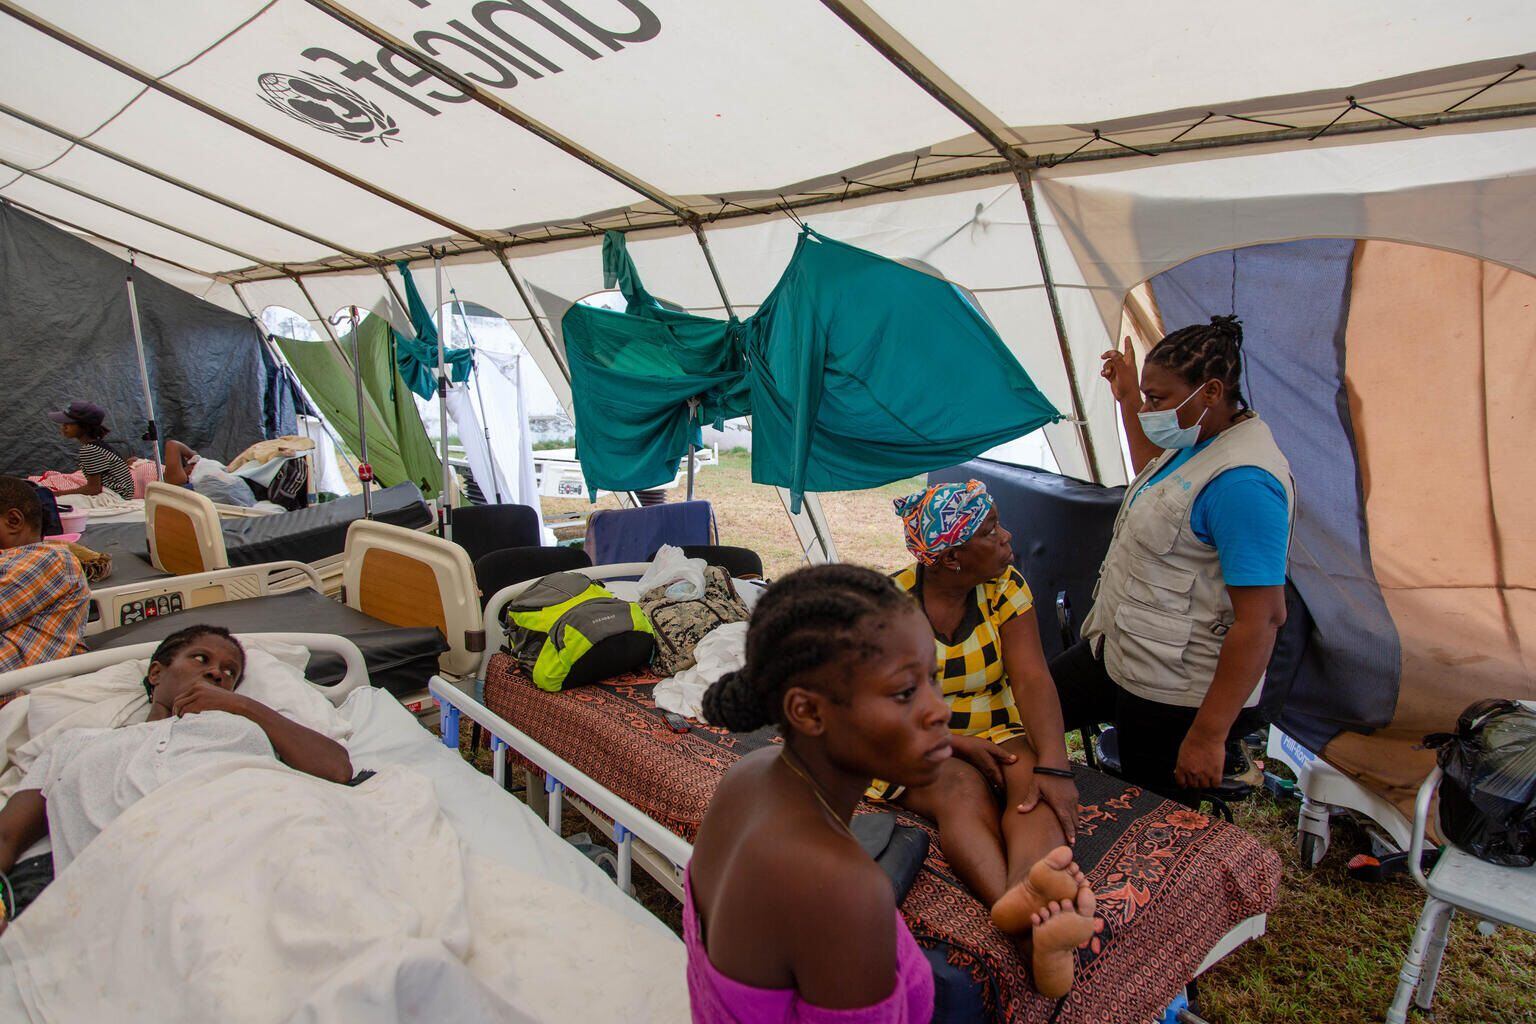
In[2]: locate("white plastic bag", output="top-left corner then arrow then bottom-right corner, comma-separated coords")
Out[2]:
636,544 -> 707,600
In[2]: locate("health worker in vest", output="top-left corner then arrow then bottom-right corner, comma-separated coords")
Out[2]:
1050,315 -> 1294,796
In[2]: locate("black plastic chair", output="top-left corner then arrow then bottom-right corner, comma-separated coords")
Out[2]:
647,543 -> 764,579
473,545 -> 592,609
451,504 -> 543,565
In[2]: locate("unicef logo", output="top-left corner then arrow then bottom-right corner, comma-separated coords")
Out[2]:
257,71 -> 400,146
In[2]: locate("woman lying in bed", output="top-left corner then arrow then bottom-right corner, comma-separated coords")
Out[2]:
690,565 -> 1100,1023
0,625 -> 351,928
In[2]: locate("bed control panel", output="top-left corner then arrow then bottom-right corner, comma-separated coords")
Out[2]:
118,593 -> 184,626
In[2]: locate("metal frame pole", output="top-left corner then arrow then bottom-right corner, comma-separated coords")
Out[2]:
492,247 -> 568,383
341,305 -> 373,519
1015,169 -> 1103,483
433,250 -> 452,538
230,283 -> 360,482
451,290 -> 507,504
123,256 -> 162,478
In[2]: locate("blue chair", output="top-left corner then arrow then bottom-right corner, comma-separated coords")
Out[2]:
585,500 -> 714,566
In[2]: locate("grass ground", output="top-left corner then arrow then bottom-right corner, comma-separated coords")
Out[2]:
512,452 -> 1535,1023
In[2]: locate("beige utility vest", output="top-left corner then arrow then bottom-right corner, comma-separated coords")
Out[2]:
1081,415 -> 1294,708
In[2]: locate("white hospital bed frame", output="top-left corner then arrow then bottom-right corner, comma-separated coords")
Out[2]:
1267,727 -> 1413,866
79,520 -> 484,684
430,562 -> 1265,983
0,632 -> 370,705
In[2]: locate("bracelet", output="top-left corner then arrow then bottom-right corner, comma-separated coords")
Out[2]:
1033,766 -> 1076,780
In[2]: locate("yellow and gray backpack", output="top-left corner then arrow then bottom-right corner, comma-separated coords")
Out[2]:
505,572 -> 655,691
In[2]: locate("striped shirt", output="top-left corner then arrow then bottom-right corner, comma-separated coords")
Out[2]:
0,543 -> 89,672
77,442 -> 135,500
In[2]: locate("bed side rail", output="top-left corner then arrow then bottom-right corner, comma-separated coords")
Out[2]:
0,632 -> 369,704
85,561 -> 324,635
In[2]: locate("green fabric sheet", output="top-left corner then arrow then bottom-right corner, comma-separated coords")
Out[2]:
560,228 -> 1059,509
273,314 -> 443,498
393,260 -> 473,401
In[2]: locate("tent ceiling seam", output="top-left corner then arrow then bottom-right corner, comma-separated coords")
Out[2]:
304,0 -> 690,219
0,102 -> 381,267
216,93 -> 1536,285
0,155 -> 275,271
0,0 -> 490,246
0,3 -> 279,190
0,195 -> 216,279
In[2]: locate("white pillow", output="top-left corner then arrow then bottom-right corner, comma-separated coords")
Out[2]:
236,649 -> 352,744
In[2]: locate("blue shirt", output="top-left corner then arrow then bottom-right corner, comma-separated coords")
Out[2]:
1131,437 -> 1290,587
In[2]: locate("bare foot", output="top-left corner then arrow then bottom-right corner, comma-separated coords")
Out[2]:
1029,887 -> 1100,999
990,846 -> 1081,935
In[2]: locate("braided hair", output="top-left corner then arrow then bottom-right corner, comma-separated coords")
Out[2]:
1144,314 -> 1247,410
702,564 -> 914,733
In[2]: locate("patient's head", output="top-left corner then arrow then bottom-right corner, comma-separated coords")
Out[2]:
0,476 -> 44,549
702,564 -> 952,789
144,626 -> 246,707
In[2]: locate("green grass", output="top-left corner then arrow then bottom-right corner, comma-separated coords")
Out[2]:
525,457 -> 1536,1022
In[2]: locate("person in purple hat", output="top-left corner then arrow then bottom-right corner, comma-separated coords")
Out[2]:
47,402 -> 135,501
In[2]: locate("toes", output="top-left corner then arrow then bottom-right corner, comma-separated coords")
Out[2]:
1043,845 -> 1074,869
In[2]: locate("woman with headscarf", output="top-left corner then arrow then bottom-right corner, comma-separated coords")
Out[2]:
880,480 -> 1089,945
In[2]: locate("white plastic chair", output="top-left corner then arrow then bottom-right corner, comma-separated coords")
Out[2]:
1386,767 -> 1536,1023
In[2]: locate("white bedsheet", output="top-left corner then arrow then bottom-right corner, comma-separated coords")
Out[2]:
0,687 -> 684,1022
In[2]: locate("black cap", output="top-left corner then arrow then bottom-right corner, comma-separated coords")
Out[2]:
47,401 -> 107,428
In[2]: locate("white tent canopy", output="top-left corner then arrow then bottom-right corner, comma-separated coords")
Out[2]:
3,0 -> 1535,484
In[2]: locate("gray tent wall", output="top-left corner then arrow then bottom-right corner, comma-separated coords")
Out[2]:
0,203 -> 281,477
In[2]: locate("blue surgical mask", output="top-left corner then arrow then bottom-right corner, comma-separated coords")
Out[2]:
1138,383 -> 1211,449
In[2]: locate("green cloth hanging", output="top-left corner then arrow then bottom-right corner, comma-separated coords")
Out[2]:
744,229 -> 1061,509
393,260 -> 473,401
560,228 -> 1058,509
562,233 -> 749,495
273,313 -> 443,498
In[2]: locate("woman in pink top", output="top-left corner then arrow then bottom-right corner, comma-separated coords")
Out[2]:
688,566 -> 1099,1022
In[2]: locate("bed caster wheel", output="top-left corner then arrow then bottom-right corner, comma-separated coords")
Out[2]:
1299,831 -> 1326,867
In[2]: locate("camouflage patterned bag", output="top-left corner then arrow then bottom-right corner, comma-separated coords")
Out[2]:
640,565 -> 751,677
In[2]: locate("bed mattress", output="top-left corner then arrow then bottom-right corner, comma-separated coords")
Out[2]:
482,654 -> 1281,1024
84,590 -> 448,696
0,686 -> 674,1023
77,482 -> 432,588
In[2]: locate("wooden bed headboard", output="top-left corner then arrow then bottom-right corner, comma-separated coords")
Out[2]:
144,482 -> 228,575
342,520 -> 482,678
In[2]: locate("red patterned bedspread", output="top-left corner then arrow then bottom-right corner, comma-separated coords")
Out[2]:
484,654 -> 1280,1023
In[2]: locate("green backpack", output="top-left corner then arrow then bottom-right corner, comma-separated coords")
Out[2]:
505,572 -> 655,691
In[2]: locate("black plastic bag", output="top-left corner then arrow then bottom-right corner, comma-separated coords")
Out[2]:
1424,699 -> 1536,867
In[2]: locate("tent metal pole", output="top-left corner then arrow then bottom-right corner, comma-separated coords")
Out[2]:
230,283 -> 361,482
123,256 -> 162,479
1,198 -> 213,279
451,291 -> 507,504
1015,169 -> 1103,483
691,223 -> 737,320
492,247 -> 568,383
294,276 -> 375,509
343,305 -> 373,519
433,250 -> 452,539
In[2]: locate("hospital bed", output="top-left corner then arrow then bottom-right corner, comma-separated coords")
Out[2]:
0,633 -> 679,1022
77,520 -> 481,698
432,564 -> 1280,1024
76,482 -> 433,593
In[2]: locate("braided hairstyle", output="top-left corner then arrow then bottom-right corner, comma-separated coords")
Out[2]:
702,564 -> 914,733
1144,314 -> 1247,410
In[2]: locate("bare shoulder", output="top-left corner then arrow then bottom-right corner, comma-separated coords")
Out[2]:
782,835 -> 900,1007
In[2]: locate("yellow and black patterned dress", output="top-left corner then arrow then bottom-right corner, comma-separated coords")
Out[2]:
867,563 -> 1035,801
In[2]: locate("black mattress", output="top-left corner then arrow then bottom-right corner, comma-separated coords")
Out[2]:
77,482 -> 432,587
83,589 -> 448,696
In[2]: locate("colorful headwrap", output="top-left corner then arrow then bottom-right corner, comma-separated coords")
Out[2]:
893,479 -> 995,565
